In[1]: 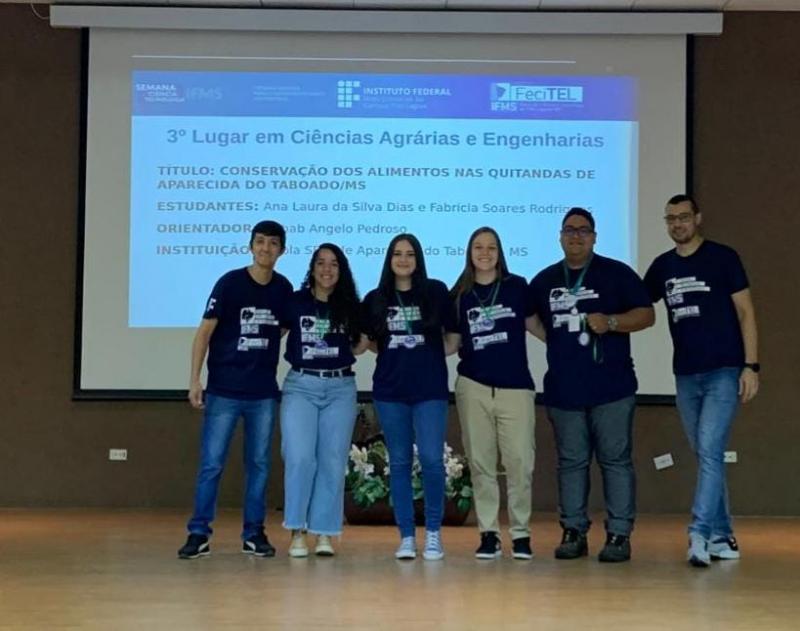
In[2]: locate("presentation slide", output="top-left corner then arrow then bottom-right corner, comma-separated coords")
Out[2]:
80,27 -> 684,395
130,71 -> 637,327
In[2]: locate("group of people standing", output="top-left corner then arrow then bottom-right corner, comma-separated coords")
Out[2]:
178,194 -> 759,569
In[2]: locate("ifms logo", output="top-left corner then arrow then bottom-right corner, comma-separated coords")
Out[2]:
186,86 -> 223,101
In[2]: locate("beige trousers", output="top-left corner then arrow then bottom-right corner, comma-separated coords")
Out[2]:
455,375 -> 536,539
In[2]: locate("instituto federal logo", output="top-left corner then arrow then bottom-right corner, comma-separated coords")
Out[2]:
337,80 -> 361,108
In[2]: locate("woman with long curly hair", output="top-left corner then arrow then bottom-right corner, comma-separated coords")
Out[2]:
280,243 -> 367,558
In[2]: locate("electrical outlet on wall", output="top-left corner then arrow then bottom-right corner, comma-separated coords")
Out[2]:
724,451 -> 738,463
653,453 -> 674,470
109,449 -> 128,461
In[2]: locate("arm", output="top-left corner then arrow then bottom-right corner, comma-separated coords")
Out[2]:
352,333 -> 371,356
525,314 -> 546,342
732,288 -> 759,403
585,306 -> 655,335
188,318 -> 218,409
444,332 -> 461,356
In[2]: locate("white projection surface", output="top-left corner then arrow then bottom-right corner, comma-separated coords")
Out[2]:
80,26 -> 684,395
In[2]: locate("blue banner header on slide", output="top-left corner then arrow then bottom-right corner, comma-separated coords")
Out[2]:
132,71 -> 637,121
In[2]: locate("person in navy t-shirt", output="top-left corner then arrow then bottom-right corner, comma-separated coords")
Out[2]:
178,220 -> 293,560
528,208 -> 654,563
362,233 -> 455,561
280,243 -> 367,558
644,194 -> 759,568
446,227 -> 537,561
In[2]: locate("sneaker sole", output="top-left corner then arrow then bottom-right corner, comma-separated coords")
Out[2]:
554,550 -> 588,560
178,550 -> 210,560
689,555 -> 710,568
512,552 -> 533,560
475,551 -> 502,560
288,549 -> 309,558
710,551 -> 741,560
395,553 -> 417,560
315,549 -> 335,557
423,553 -> 444,561
242,549 -> 276,557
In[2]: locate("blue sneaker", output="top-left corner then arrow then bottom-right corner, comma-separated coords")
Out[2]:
395,536 -> 417,560
688,532 -> 710,567
423,530 -> 444,561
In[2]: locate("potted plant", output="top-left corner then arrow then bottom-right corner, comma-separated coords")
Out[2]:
344,438 -> 473,526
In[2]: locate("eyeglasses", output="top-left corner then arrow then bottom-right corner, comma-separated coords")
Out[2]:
664,212 -> 695,225
561,226 -> 595,237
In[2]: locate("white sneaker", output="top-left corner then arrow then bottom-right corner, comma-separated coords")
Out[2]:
423,530 -> 444,561
315,535 -> 335,557
395,536 -> 417,560
289,530 -> 308,558
687,532 -> 710,567
709,535 -> 741,560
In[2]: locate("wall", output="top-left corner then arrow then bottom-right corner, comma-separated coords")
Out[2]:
1,5 -> 797,515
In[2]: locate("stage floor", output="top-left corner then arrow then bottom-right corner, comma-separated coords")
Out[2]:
1,510 -> 798,630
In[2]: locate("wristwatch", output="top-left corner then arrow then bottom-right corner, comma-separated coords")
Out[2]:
743,362 -> 761,373
607,315 -> 619,332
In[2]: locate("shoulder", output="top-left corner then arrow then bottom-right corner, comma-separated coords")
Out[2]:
703,240 -> 740,260
426,278 -> 449,295
271,271 -> 294,292
530,262 -> 561,286
218,267 -> 246,284
595,254 -> 639,277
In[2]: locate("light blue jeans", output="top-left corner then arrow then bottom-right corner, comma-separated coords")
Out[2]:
675,367 -> 740,539
187,394 -> 277,540
280,370 -> 357,535
374,399 -> 448,538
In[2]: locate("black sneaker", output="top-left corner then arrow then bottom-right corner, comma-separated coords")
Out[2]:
475,531 -> 502,559
598,533 -> 631,563
512,537 -> 534,560
554,528 -> 588,560
242,532 -> 276,557
178,534 -> 210,559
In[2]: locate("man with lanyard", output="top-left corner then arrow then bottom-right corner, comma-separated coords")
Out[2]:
178,220 -> 293,560
644,194 -> 759,567
528,207 -> 654,562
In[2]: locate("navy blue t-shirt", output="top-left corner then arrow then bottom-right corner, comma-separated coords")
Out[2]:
529,254 -> 651,409
284,289 -> 356,370
644,240 -> 748,376
362,279 -> 454,403
450,274 -> 535,390
203,267 -> 293,399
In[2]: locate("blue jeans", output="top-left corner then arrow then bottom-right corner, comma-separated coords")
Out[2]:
547,396 -> 636,536
187,394 -> 277,540
675,367 -> 740,539
280,371 -> 357,535
374,399 -> 448,538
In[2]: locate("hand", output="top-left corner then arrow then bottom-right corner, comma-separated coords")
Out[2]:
188,381 -> 205,409
739,368 -> 759,403
585,313 -> 610,335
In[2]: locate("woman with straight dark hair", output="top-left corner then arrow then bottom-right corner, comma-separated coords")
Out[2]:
446,227 -> 538,560
362,233 -> 454,560
280,243 -> 367,558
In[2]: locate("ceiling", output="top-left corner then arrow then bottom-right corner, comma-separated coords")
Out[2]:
2,0 -> 799,10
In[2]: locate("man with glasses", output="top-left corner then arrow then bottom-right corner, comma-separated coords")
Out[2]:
644,194 -> 759,568
528,207 -> 654,562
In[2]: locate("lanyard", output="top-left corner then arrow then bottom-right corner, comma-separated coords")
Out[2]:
471,280 -> 501,320
394,291 -> 414,336
561,253 -> 593,295
562,255 -> 603,364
